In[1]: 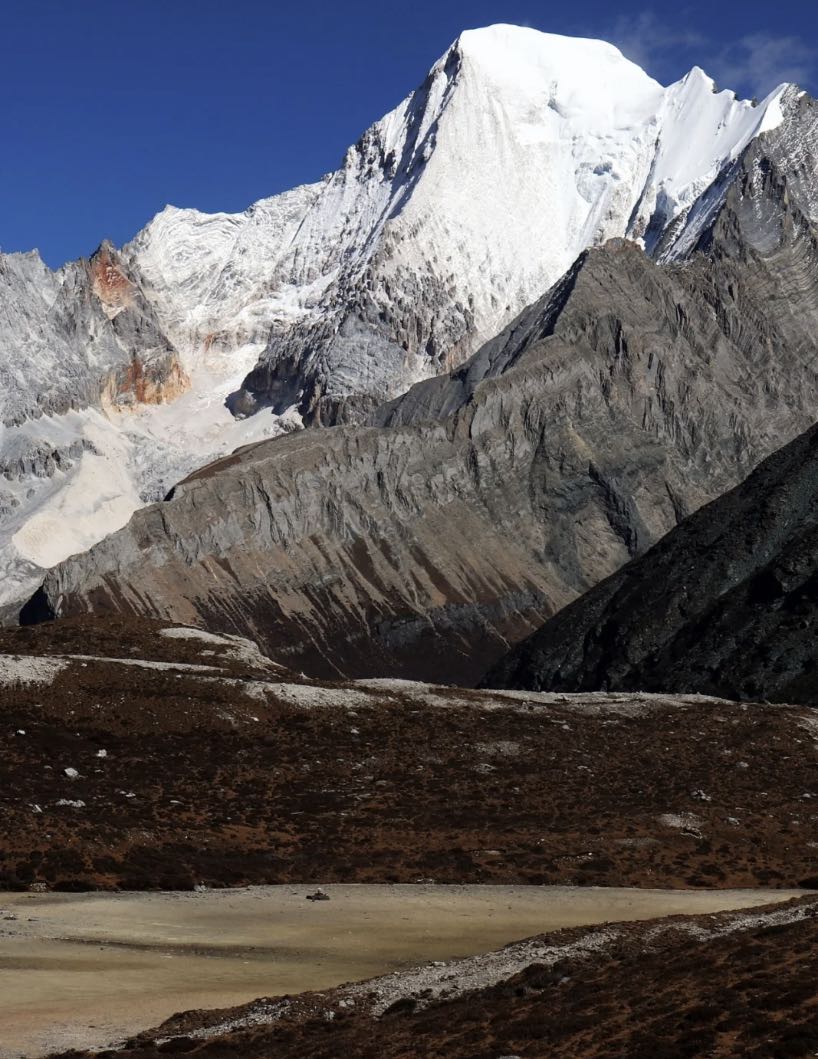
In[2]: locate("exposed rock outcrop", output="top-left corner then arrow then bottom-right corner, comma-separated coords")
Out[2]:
0,242 -> 185,428
0,240 -> 192,603
483,417 -> 818,705
0,437 -> 94,482
22,94 -> 818,681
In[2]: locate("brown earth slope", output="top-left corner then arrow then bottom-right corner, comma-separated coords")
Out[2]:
2,618 -> 818,892
51,895 -> 818,1059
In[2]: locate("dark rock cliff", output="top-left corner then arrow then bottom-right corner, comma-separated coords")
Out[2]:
483,419 -> 818,705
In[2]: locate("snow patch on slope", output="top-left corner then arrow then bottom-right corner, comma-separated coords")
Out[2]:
0,656 -> 68,685
633,65 -> 789,255
124,183 -> 325,372
10,414 -> 141,571
160,626 -> 285,670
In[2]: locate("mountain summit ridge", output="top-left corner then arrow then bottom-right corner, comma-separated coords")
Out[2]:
143,23 -> 793,417
0,24 -> 805,609
25,86 -> 818,678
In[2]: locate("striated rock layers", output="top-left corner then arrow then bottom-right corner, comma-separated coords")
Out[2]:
483,418 -> 818,705
22,94 -> 818,682
0,26 -> 810,605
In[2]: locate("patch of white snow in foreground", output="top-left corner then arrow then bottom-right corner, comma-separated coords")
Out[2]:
59,654 -> 221,674
159,627 -> 283,670
658,812 -> 703,831
0,656 -> 68,685
269,684 -> 375,710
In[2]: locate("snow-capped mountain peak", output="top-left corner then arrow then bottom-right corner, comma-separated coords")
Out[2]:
0,24 -> 803,607
221,24 -> 793,418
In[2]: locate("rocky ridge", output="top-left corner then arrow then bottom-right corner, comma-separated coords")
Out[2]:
483,414 -> 818,704
0,241 -> 186,430
23,90 -> 818,682
0,25 -> 800,607
224,28 -> 792,422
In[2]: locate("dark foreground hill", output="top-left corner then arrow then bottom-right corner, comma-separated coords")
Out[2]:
485,419 -> 818,705
3,617 -> 818,891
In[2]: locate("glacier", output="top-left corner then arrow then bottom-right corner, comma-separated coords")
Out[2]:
0,24 -> 798,610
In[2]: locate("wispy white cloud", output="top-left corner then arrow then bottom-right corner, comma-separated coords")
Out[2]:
606,11 -> 705,75
595,10 -> 816,98
715,33 -> 815,96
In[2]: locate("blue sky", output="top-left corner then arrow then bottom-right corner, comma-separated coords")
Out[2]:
1,0 -> 815,267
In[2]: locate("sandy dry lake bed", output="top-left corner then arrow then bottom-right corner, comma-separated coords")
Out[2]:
0,883 -> 806,1057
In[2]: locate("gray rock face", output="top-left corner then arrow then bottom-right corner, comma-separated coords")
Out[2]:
482,419 -> 818,705
0,242 -> 186,429
22,417 -> 563,682
0,436 -> 94,482
0,241 -> 191,605
23,97 -> 818,682
0,33 -> 809,614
